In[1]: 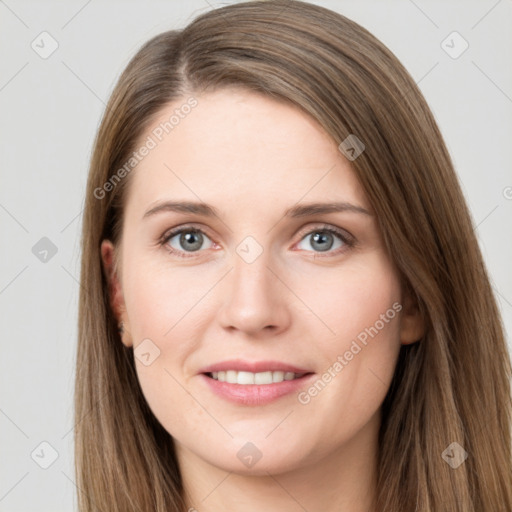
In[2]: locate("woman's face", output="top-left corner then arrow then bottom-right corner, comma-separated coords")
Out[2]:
102,88 -> 422,476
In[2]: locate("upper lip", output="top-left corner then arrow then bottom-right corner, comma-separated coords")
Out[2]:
199,359 -> 313,374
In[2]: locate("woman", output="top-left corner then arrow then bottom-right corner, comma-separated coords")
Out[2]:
75,1 -> 512,510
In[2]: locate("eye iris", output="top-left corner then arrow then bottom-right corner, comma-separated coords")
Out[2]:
172,229 -> 339,253
311,231 -> 334,252
180,231 -> 203,251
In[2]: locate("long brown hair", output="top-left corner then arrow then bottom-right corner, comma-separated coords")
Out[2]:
75,1 -> 512,510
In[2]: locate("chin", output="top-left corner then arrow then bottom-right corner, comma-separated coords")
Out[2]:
216,454 -> 303,476
196,436 -> 312,476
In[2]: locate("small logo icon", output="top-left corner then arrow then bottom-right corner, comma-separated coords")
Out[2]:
32,237 -> 58,263
237,441 -> 263,468
134,338 -> 161,366
236,236 -> 264,264
441,31 -> 469,59
31,31 -> 59,59
31,441 -> 59,469
442,441 -> 468,469
338,134 -> 365,161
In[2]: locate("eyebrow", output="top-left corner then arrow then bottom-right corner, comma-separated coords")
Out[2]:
143,200 -> 373,220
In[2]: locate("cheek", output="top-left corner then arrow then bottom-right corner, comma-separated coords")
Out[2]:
120,256 -> 214,430
122,253 -> 208,342
291,252 -> 402,352
292,253 -> 403,422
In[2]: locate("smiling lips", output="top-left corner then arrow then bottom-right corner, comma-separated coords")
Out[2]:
210,370 -> 305,385
199,359 -> 315,406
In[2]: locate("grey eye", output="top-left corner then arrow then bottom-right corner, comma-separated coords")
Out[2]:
296,230 -> 345,252
167,230 -> 213,253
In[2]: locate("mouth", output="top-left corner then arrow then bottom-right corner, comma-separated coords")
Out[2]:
205,370 -> 310,385
199,362 -> 315,405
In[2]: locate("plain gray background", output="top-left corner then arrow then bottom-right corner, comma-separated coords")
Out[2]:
1,1 -> 511,510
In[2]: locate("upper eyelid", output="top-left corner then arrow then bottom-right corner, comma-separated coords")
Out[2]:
161,223 -> 215,242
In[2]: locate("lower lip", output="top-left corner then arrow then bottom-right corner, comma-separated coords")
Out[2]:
200,373 -> 315,406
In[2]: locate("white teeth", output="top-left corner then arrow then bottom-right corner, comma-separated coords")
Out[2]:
272,371 -> 284,382
237,371 -> 254,384
254,371 -> 272,385
210,370 -> 304,384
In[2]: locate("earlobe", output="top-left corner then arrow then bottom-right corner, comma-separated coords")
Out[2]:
399,291 -> 425,345
100,240 -> 133,348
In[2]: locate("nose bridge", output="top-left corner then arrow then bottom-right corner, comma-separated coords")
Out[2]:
233,238 -> 272,293
218,234 -> 289,335
232,235 -> 276,307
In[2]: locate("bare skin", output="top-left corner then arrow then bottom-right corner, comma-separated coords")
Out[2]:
101,88 -> 424,512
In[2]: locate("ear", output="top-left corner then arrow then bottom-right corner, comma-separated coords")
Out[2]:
100,239 -> 132,348
399,289 -> 425,345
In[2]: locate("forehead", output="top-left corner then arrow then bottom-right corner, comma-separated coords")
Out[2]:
125,88 -> 370,218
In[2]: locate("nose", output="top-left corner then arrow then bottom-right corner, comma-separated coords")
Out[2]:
217,248 -> 291,337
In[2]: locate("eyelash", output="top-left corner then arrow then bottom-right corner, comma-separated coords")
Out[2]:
158,223 -> 355,259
